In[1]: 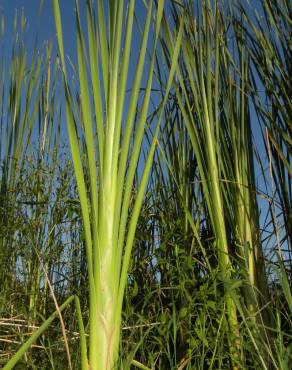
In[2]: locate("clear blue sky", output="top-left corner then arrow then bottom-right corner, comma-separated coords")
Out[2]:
0,0 -> 75,59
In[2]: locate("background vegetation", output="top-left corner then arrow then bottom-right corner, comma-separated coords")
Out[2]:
0,0 -> 291,369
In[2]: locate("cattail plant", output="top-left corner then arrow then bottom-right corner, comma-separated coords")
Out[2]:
160,3 -> 242,366
52,0 -> 182,368
1,1 -> 291,369
160,0 -> 272,367
238,0 -> 291,270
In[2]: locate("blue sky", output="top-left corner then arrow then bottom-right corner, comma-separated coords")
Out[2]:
1,1 -> 75,59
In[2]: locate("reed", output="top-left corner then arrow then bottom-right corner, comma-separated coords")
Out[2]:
1,1 -> 291,369
52,0 -> 182,368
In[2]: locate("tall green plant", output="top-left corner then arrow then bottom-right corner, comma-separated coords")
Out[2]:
160,0 -> 272,366
160,3 -> 243,366
0,12 -> 58,301
238,0 -> 292,268
52,0 -> 183,368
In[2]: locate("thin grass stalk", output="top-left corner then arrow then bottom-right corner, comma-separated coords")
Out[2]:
74,296 -> 88,370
